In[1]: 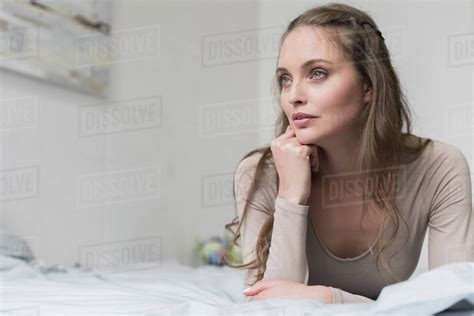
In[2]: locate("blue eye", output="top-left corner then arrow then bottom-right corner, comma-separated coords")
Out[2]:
312,69 -> 327,80
278,69 -> 326,88
278,75 -> 290,87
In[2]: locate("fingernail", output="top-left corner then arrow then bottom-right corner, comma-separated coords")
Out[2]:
243,287 -> 252,292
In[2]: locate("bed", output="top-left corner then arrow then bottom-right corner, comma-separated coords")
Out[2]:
1,250 -> 473,316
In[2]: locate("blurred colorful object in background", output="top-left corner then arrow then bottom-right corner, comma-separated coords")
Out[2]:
194,235 -> 242,267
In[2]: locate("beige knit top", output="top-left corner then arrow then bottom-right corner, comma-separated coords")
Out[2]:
234,138 -> 473,304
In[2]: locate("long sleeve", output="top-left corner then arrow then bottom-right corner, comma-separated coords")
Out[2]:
263,196 -> 309,283
428,146 -> 473,267
328,287 -> 375,304
233,154 -> 309,290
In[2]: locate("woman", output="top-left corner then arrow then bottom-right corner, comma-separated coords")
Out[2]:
224,3 -> 473,304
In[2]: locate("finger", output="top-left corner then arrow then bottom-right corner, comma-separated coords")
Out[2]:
311,160 -> 319,172
311,145 -> 319,172
252,290 -> 270,301
281,125 -> 295,139
243,280 -> 282,296
298,144 -> 314,159
309,154 -> 315,166
303,144 -> 318,171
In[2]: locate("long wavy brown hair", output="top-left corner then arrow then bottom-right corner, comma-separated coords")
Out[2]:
224,3 -> 431,286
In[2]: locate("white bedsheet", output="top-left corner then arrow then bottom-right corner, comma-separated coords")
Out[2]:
0,256 -> 472,315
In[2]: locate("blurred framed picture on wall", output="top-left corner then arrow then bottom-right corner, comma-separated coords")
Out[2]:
0,0 -> 112,97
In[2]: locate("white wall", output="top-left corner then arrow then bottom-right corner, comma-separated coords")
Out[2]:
0,0 -> 473,269
0,0 -> 262,267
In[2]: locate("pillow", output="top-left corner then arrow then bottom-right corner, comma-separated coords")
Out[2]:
0,229 -> 34,262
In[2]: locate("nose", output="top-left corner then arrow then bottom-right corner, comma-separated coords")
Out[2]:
287,79 -> 308,106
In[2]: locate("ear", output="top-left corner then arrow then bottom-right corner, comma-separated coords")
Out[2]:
362,82 -> 373,106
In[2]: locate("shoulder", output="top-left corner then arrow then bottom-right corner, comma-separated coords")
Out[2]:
408,137 -> 470,173
235,151 -> 276,181
428,138 -> 467,159
234,150 -> 278,199
423,139 -> 470,173
418,139 -> 472,212
235,152 -> 265,178
400,137 -> 471,206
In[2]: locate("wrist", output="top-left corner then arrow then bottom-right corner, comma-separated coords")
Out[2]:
310,285 -> 332,304
277,192 -> 308,205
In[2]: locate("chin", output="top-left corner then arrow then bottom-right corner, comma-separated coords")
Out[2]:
295,130 -> 319,145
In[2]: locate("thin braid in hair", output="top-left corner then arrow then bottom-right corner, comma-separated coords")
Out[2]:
356,20 -> 385,41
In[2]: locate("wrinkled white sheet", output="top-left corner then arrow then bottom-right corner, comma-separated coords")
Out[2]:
0,256 -> 472,315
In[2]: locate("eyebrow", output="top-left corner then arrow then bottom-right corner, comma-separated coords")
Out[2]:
276,58 -> 333,74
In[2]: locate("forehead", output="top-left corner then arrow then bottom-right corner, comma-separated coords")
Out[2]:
278,26 -> 346,67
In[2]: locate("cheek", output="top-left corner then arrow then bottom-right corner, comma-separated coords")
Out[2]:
309,80 -> 363,126
321,111 -> 356,132
281,99 -> 292,118
312,81 -> 361,109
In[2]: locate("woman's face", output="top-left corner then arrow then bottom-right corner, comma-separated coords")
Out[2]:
277,26 -> 370,145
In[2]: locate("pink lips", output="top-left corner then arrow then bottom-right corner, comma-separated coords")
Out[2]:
292,112 -> 318,128
293,117 -> 316,128
292,112 -> 317,120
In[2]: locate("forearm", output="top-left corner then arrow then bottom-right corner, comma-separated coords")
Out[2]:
263,197 -> 310,283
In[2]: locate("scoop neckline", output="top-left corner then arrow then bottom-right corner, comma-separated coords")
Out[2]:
308,212 -> 377,262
